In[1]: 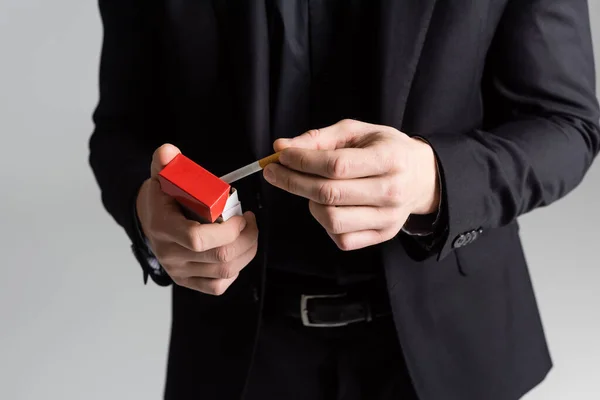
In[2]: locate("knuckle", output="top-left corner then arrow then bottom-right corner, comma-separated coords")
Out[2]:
285,174 -> 298,194
383,180 -> 403,205
339,119 -> 356,130
215,245 -> 234,263
217,265 -> 235,280
327,155 -> 349,178
317,183 -> 341,205
298,152 -> 309,171
188,229 -> 206,252
336,235 -> 354,251
208,280 -> 229,296
324,207 -> 344,234
375,148 -> 397,173
306,129 -> 321,139
329,217 -> 345,234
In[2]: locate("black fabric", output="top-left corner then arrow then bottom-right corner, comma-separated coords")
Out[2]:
261,0 -> 396,284
88,0 -> 600,399
243,311 -> 418,400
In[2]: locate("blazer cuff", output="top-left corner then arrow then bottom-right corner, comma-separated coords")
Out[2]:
415,131 -> 487,261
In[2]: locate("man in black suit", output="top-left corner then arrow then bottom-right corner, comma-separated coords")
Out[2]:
89,1 -> 600,399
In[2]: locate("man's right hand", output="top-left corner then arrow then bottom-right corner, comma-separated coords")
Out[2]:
135,144 -> 259,295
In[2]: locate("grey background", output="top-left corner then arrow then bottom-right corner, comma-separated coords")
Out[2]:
0,1 -> 598,399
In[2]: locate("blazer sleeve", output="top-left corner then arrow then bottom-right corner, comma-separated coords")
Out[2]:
420,0 -> 600,261
88,0 -> 171,279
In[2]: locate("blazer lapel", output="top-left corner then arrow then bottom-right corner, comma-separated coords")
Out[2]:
374,0 -> 438,129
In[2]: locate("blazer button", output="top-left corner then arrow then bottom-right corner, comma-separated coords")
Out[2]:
470,230 -> 479,241
464,231 -> 474,244
453,234 -> 467,248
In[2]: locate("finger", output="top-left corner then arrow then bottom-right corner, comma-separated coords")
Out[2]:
278,146 -> 393,179
178,276 -> 238,296
151,143 -> 181,178
328,228 -> 399,252
145,177 -> 212,238
190,211 -> 258,263
308,201 -> 401,235
154,212 -> 257,275
264,164 -> 403,207
153,221 -> 256,264
147,175 -> 186,210
164,214 -> 248,252
178,240 -> 259,280
274,119 -> 380,152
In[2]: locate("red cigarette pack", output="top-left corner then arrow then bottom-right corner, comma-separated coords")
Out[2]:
158,154 -> 242,223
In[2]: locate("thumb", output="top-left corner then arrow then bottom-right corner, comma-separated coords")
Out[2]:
273,119 -> 373,152
151,143 -> 181,178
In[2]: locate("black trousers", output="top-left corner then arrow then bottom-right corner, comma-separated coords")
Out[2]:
242,290 -> 419,399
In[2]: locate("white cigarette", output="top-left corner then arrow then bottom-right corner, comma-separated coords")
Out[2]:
220,152 -> 281,184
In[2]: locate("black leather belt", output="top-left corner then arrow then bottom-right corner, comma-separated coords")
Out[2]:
264,284 -> 392,328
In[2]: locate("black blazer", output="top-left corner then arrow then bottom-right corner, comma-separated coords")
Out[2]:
89,1 -> 600,399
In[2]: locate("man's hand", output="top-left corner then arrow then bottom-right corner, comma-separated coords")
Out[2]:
263,119 -> 439,251
136,144 -> 259,295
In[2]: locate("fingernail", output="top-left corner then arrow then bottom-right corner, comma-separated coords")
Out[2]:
239,218 -> 247,232
263,166 -> 275,183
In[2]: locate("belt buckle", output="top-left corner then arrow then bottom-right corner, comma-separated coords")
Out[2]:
300,293 -> 366,328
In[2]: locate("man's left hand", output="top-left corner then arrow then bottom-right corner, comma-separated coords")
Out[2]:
263,119 -> 440,251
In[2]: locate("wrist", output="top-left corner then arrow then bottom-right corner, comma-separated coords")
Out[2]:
410,137 -> 440,215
